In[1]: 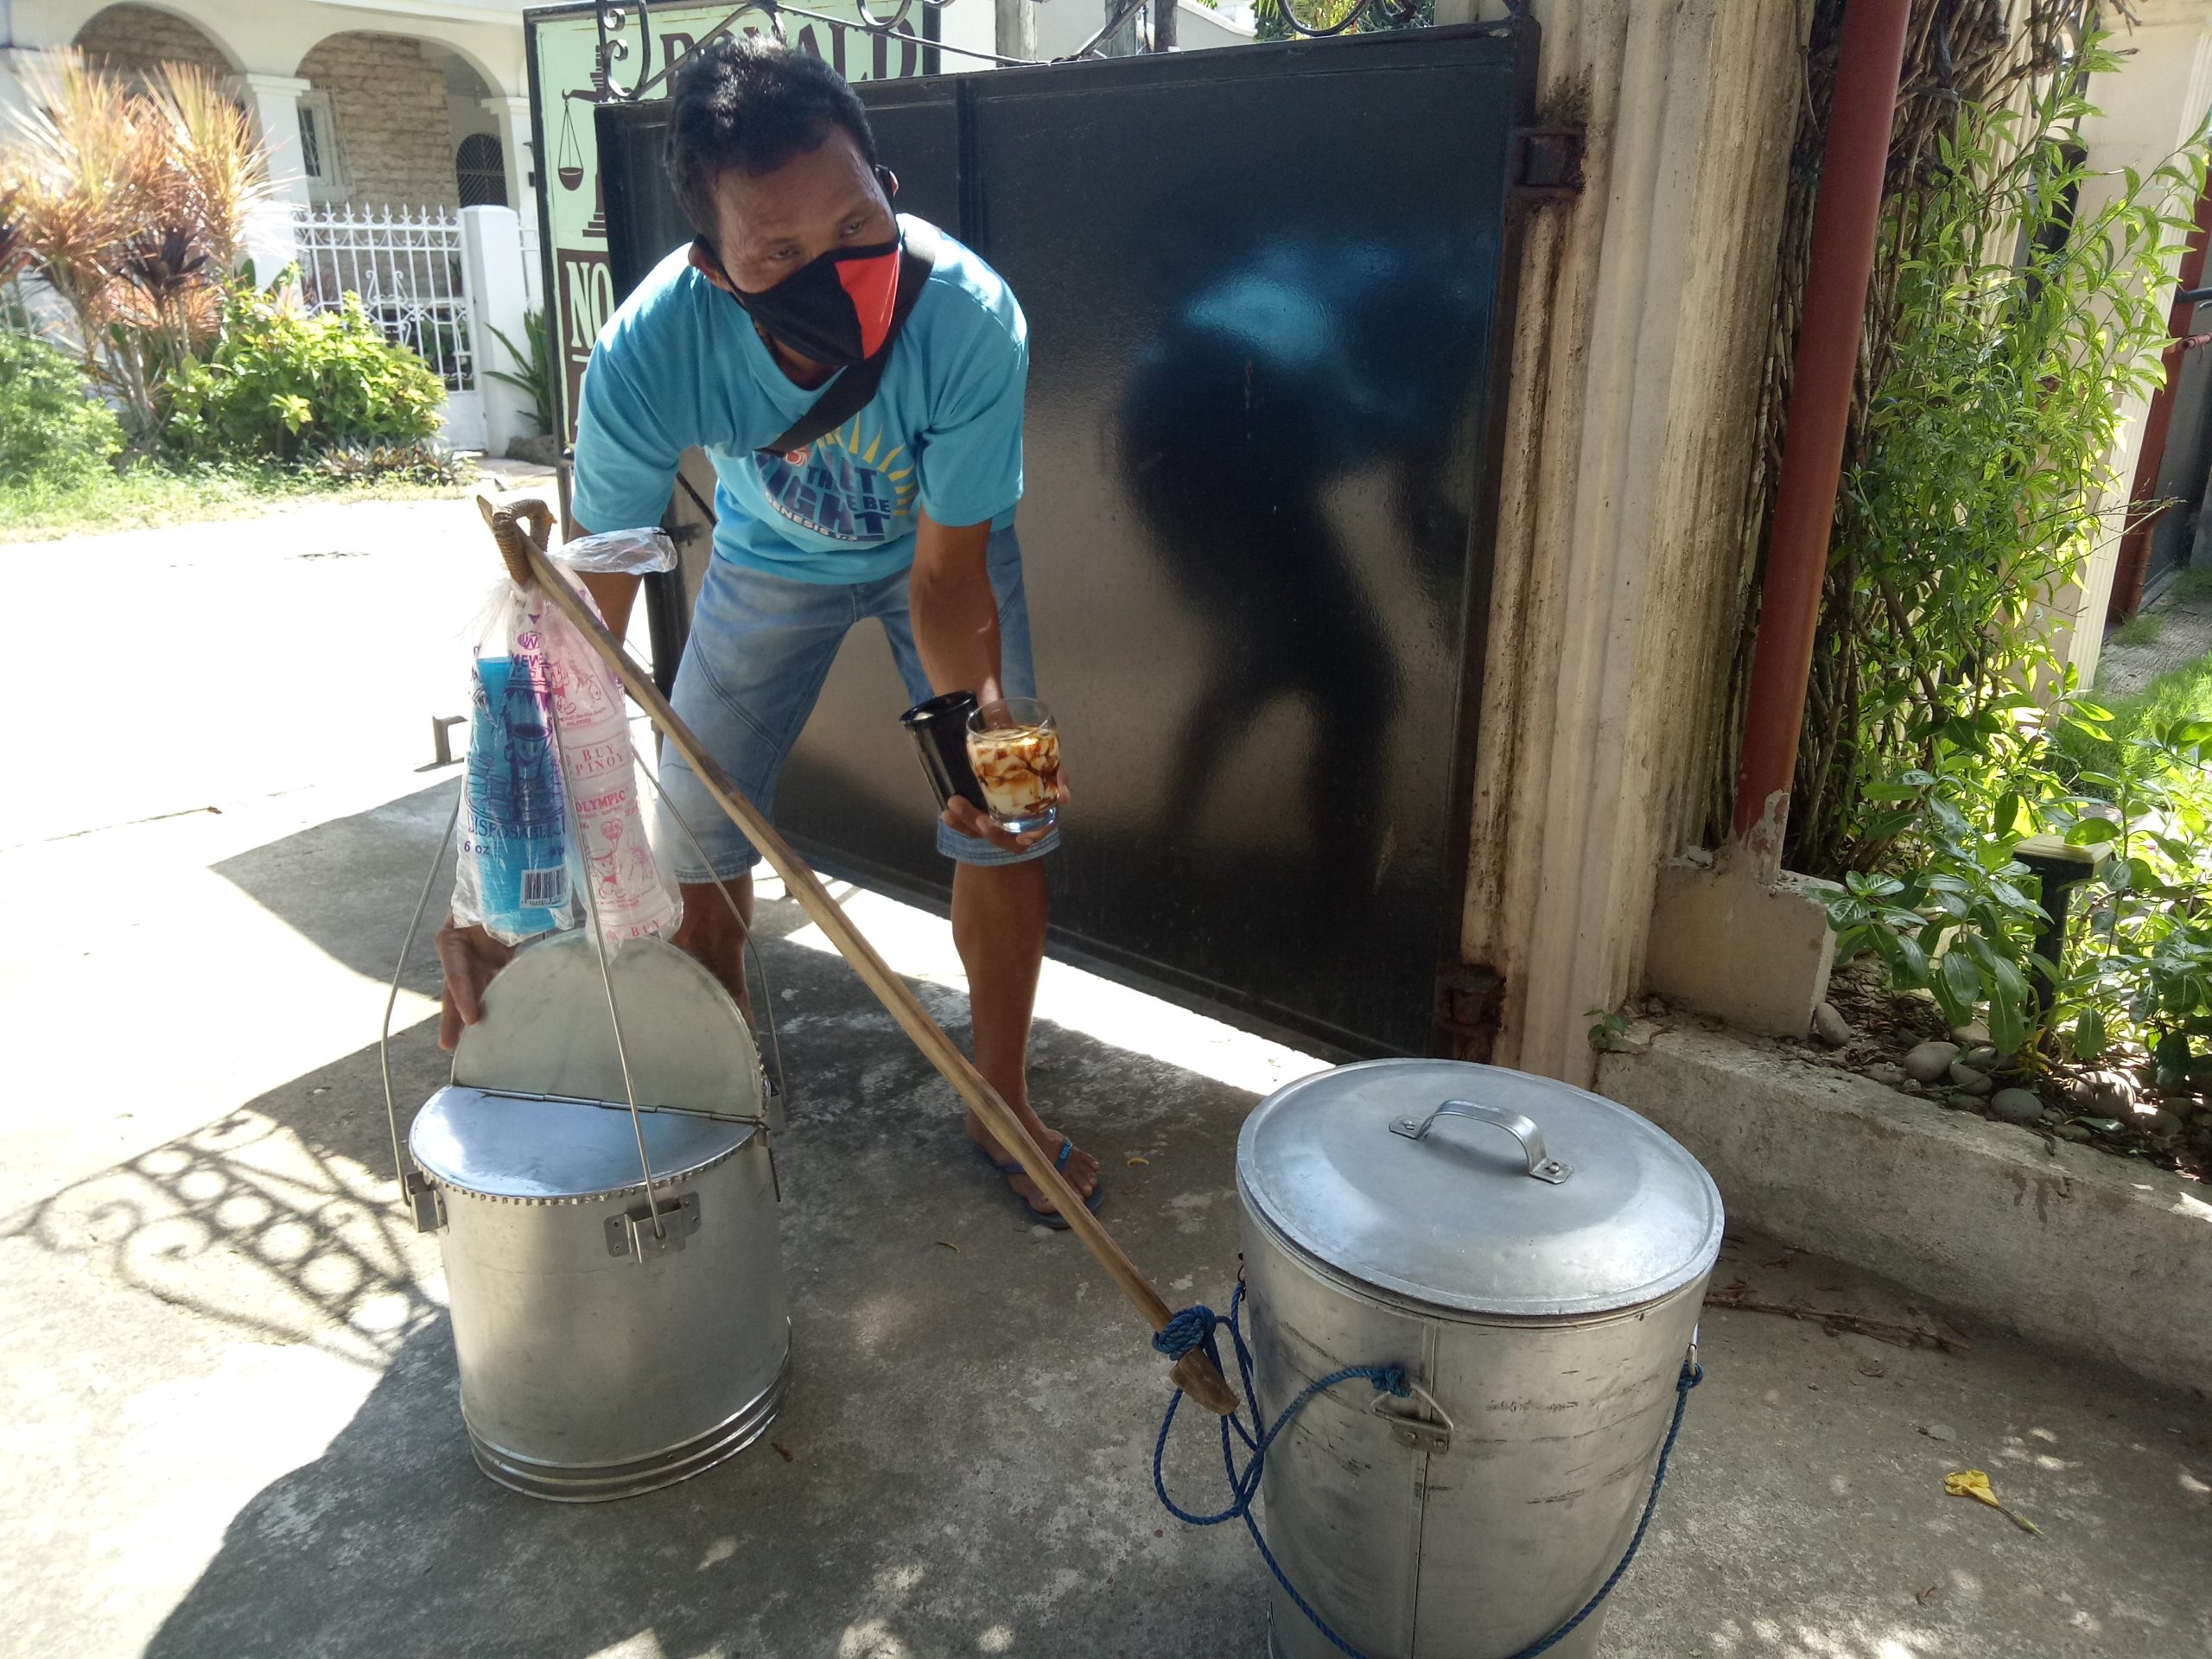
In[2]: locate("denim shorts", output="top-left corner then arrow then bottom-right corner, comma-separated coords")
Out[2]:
655,526 -> 1058,881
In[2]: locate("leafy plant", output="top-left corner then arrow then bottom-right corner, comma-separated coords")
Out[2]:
1791,35 -> 2206,876
1827,772 -> 2049,1058
167,275 -> 445,462
485,308 -> 553,435
0,327 -> 124,486
1832,702 -> 2212,1071
313,437 -> 474,486
1586,1007 -> 1630,1052
1801,16 -> 2212,1084
1251,0 -> 1429,41
2044,713 -> 2212,1067
0,52 -> 271,444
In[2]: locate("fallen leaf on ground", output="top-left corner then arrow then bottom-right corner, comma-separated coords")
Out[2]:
772,1442 -> 794,1463
1916,1585 -> 1939,1605
1127,1156 -> 1149,1166
935,1240 -> 959,1251
1945,1469 -> 2040,1534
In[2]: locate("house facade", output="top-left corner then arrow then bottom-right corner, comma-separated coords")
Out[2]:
3,1 -> 549,295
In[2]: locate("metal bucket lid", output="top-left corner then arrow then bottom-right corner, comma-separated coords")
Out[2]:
1236,1059 -> 1723,1319
411,1085 -> 756,1203
450,933 -> 763,1121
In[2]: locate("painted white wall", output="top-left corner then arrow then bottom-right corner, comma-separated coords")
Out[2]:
2051,1 -> 2212,684
237,70 -> 315,276
1169,4 -> 1255,50
1029,0 -> 1248,61
933,0 -> 1001,68
461,203 -> 537,454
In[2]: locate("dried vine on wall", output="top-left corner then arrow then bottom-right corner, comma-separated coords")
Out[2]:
1702,0 -> 2113,868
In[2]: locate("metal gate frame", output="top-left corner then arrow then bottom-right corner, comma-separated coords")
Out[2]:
590,21 -> 1551,1058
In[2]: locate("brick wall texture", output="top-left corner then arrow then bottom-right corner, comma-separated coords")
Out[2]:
73,4 -> 235,79
297,33 -> 459,211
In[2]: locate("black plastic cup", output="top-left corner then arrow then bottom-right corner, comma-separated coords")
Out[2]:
900,690 -> 988,813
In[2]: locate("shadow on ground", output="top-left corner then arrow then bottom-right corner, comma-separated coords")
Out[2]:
11,779 -> 2209,1659
119,944 -> 1273,1658
5,779 -> 1260,1656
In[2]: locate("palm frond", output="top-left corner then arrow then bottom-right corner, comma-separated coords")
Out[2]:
146,60 -> 275,276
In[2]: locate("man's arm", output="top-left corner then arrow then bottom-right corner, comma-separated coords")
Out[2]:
908,510 -> 1003,706
909,510 -> 1054,851
575,553 -> 639,640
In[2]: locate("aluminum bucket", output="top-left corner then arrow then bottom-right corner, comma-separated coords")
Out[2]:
409,932 -> 788,1502
1234,1060 -> 1722,1658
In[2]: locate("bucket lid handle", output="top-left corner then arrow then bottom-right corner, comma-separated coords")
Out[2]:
1389,1097 -> 1573,1185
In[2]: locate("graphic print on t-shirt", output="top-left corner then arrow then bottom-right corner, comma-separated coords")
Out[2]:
753,415 -> 918,542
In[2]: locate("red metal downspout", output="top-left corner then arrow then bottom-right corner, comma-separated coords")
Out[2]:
2107,182 -> 2212,623
1731,0 -> 1912,859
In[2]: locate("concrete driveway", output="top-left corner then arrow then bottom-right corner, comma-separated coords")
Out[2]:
2,495 -> 2206,1659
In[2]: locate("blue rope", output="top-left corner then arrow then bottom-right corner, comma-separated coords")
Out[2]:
1154,1284 -> 1703,1659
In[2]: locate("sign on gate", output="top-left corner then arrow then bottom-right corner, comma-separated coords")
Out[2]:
524,3 -> 939,444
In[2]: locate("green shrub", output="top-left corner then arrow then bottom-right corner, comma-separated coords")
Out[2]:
1828,702 -> 2212,1070
0,330 -> 124,486
167,277 -> 444,461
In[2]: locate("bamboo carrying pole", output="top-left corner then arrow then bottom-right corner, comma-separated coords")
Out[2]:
480,498 -> 1239,1416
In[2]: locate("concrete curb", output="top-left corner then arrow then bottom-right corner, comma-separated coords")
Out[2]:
1596,1024 -> 2212,1397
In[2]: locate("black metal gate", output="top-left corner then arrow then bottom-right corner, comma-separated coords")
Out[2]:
596,25 -> 1529,1054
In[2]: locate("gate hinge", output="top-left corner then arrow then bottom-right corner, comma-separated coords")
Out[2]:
1510,126 -> 1585,199
1433,963 -> 1504,1064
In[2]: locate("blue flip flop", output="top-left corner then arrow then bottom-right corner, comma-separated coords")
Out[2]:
973,1135 -> 1104,1230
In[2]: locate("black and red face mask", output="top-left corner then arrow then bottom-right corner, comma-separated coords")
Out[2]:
701,166 -> 903,368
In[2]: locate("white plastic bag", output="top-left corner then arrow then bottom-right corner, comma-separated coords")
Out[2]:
558,526 -> 678,575
453,585 -> 573,944
527,574 -> 682,950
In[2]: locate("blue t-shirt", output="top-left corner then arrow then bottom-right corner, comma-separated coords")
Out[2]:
569,217 -> 1027,584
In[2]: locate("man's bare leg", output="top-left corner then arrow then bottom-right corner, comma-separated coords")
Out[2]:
673,873 -> 756,1026
955,858 -> 1100,1216
669,860 -> 1096,1216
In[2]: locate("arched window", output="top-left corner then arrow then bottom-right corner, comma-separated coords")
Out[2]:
457,132 -> 508,208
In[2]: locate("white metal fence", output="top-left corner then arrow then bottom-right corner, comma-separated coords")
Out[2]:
293,205 -> 476,394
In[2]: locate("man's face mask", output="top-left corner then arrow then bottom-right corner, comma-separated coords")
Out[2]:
707,167 -> 902,367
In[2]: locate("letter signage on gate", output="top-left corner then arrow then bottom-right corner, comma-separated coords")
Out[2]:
524,3 -> 937,444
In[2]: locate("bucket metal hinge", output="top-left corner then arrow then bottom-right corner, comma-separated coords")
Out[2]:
1510,126 -> 1585,200
1374,1381 -> 1455,1456
1433,963 -> 1504,1063
405,1171 -> 446,1235
606,1192 -> 702,1262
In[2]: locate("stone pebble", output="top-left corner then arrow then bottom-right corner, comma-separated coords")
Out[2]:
1903,1040 -> 1961,1084
1948,1062 -> 1994,1097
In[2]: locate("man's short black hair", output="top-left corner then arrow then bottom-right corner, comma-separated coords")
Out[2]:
664,38 -> 879,238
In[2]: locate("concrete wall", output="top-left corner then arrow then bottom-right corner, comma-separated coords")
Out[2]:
16,0 -> 531,94
296,33 -> 458,212
1600,1023 -> 2212,1396
71,1 -> 232,76
1459,0 -> 1811,1086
